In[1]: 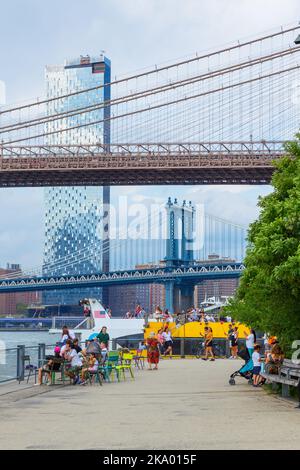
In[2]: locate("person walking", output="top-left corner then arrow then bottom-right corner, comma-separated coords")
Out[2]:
201,326 -> 215,361
162,327 -> 173,358
146,332 -> 160,370
156,328 -> 164,355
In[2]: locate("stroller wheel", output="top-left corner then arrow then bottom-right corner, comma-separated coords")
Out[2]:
229,378 -> 236,385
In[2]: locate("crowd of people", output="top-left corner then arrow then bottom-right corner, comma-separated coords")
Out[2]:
233,328 -> 285,387
122,304 -> 234,324
36,325 -> 110,386
145,316 -> 285,386
124,305 -> 147,319
251,336 -> 284,387
37,315 -> 285,390
155,306 -> 233,324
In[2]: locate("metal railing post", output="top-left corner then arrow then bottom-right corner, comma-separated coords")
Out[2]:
17,345 -> 25,383
225,339 -> 230,358
144,313 -> 149,329
38,343 -> 46,368
180,338 -> 185,358
180,317 -> 186,358
112,339 -> 117,350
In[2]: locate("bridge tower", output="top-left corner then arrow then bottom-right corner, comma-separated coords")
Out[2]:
165,198 -> 196,313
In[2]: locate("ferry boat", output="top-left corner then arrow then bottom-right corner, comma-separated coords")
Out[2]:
49,298 -> 145,344
49,297 -> 249,346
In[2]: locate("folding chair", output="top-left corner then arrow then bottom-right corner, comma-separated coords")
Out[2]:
133,349 -> 145,369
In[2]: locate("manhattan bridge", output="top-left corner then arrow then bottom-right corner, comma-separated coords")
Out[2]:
0,25 -> 299,312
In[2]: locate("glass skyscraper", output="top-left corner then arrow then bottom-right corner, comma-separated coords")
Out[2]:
43,55 -> 111,306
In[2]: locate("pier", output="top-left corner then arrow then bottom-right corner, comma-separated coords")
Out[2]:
1,359 -> 300,450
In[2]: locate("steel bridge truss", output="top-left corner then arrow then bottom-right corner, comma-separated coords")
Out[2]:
0,141 -> 285,186
0,263 -> 245,293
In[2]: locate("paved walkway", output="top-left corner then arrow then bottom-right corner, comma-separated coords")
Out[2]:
0,359 -> 300,450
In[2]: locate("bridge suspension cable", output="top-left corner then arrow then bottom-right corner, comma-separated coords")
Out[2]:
1,45 -> 299,136
2,62 -> 299,145
0,204 -> 165,279
0,205 -> 248,280
1,24 -> 298,116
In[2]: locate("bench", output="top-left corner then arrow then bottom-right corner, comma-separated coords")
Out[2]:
261,359 -> 300,408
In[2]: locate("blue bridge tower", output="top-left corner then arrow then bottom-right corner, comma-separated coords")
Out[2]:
165,197 -> 196,313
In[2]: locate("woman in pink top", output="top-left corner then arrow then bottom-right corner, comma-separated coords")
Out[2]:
156,328 -> 164,355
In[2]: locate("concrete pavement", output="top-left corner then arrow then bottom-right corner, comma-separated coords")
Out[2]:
0,358 -> 300,450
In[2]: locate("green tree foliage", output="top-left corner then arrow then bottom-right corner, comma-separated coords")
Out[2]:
228,135 -> 300,354
16,303 -> 28,317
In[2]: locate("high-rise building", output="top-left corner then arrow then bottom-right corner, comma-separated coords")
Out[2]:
108,283 -> 165,316
194,255 -> 240,306
43,55 -> 111,305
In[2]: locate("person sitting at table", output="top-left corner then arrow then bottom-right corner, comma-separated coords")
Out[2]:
63,341 -> 83,385
60,339 -> 72,357
265,343 -> 284,374
36,346 -> 61,386
80,353 -> 99,384
72,338 -> 82,354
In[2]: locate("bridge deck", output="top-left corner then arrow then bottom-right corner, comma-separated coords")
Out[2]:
0,142 -> 284,186
0,359 -> 299,449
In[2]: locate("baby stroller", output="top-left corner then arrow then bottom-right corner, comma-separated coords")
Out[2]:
229,347 -> 253,385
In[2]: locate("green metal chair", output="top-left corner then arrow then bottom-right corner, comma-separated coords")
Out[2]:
85,366 -> 103,386
119,353 -> 135,380
99,351 -> 122,382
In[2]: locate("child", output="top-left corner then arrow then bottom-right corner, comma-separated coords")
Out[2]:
99,341 -> 108,363
252,344 -> 262,386
80,353 -> 99,384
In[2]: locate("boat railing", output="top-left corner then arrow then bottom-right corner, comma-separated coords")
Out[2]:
51,316 -> 94,330
74,317 -> 95,330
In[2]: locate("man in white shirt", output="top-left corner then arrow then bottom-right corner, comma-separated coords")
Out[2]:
64,343 -> 83,384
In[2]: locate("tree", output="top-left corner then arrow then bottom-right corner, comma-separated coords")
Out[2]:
16,303 -> 28,317
228,135 -> 300,354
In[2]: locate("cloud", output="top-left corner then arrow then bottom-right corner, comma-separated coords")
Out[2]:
0,188 -> 44,268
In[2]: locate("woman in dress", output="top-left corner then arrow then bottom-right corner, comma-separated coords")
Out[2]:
146,332 -> 160,370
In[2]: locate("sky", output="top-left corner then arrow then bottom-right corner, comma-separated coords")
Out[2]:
0,0 -> 299,268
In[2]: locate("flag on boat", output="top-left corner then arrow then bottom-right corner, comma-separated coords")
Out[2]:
93,310 -> 107,318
